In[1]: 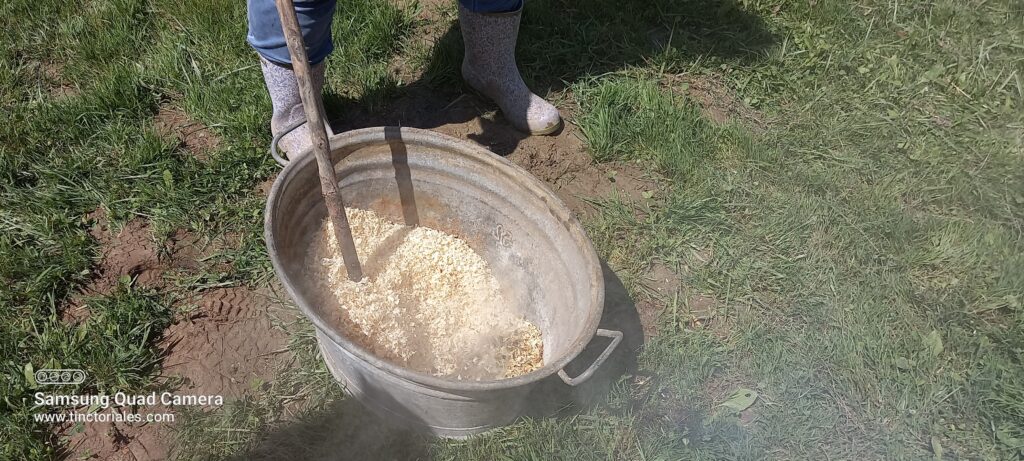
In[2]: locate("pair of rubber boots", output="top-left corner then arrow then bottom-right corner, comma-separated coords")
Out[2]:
263,5 -> 560,157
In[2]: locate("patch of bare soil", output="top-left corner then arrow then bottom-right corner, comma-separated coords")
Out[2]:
162,286 -> 290,396
257,174 -> 278,196
676,292 -> 737,342
153,104 -> 221,161
664,73 -> 765,129
60,420 -> 169,461
686,294 -> 717,320
645,262 -> 681,298
61,285 -> 291,461
60,210 -> 293,460
388,0 -> 456,83
630,262 -> 683,338
633,297 -> 663,339
40,61 -> 78,99
71,209 -> 213,300
65,210 -> 164,320
66,210 -> 147,321
411,0 -> 451,20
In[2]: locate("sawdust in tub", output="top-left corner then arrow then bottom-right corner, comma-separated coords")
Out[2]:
307,208 -> 543,380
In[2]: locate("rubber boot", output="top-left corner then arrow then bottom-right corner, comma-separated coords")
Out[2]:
459,4 -> 561,135
259,56 -> 333,158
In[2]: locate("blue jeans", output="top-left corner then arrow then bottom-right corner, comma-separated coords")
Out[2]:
248,0 -> 523,65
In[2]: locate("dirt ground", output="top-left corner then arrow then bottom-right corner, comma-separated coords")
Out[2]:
153,104 -> 221,161
60,209 -> 294,460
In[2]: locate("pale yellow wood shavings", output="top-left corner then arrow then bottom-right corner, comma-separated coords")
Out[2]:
309,208 -> 543,380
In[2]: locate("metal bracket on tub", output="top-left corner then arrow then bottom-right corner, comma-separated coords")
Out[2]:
557,329 -> 623,386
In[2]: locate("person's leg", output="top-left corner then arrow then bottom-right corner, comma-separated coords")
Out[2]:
248,0 -> 337,157
458,0 -> 561,135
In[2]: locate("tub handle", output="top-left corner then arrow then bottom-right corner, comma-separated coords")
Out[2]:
557,329 -> 623,386
269,118 -> 308,167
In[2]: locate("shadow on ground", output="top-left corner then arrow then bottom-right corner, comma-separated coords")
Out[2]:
324,0 -> 776,155
230,262 -> 641,459
522,261 -> 644,415
226,397 -> 431,461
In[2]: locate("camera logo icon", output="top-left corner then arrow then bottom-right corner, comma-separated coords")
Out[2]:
35,369 -> 87,385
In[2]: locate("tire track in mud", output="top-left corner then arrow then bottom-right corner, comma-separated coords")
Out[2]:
162,286 -> 290,398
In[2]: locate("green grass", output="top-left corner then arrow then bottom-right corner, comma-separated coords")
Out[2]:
1,285 -> 174,459
2,0 -> 1022,459
0,0 -> 411,457
559,0 -> 1024,458
575,77 -> 726,175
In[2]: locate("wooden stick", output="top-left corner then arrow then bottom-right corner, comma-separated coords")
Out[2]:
274,0 -> 363,281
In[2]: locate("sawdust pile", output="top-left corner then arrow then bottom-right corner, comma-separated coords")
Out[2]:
308,208 -> 543,380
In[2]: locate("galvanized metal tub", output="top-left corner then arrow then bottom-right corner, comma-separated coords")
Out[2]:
265,126 -> 620,437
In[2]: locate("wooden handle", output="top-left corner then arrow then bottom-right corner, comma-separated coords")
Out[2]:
274,0 -> 363,281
